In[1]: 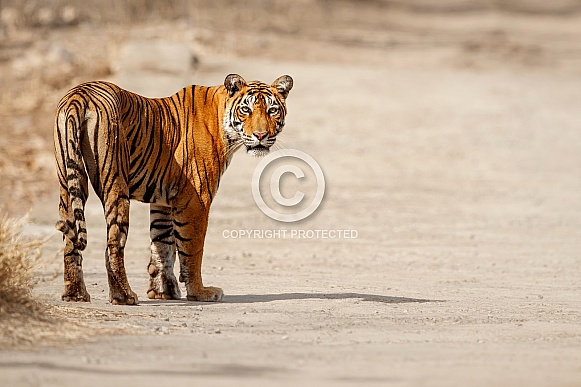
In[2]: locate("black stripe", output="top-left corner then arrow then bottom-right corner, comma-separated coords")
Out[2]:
152,228 -> 173,242
173,229 -> 192,242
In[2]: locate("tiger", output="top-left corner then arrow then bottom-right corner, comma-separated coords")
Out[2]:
54,73 -> 293,305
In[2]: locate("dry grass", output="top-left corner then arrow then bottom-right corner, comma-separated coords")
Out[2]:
0,214 -> 117,348
0,213 -> 49,346
0,214 -> 44,315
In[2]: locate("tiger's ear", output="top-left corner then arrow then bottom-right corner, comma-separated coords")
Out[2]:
272,75 -> 293,99
224,74 -> 247,97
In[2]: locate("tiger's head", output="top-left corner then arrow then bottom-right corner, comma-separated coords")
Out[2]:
223,74 -> 293,157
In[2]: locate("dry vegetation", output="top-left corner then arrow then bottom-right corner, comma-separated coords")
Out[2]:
0,215 -> 43,313
0,213 -> 121,348
0,213 -> 48,346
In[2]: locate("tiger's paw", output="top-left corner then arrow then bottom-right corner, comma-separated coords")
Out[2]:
62,283 -> 91,302
186,286 -> 224,302
62,291 -> 91,302
109,289 -> 139,305
147,263 -> 182,300
147,284 -> 181,300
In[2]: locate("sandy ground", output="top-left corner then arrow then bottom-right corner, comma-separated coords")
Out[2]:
2,5 -> 581,386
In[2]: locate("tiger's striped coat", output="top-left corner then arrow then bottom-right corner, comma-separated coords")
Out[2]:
54,74 -> 293,304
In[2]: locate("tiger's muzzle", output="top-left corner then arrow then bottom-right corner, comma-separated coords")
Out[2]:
245,131 -> 276,157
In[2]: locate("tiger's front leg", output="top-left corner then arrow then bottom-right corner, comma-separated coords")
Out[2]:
172,203 -> 223,302
147,204 -> 181,300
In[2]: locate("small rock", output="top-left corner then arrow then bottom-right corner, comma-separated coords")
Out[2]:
196,305 -> 203,311
155,326 -> 170,335
281,335 -> 289,340
214,328 -> 221,334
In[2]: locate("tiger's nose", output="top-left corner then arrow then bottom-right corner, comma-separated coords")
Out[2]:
254,131 -> 268,141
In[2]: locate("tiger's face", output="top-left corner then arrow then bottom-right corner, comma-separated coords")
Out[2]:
224,74 -> 293,157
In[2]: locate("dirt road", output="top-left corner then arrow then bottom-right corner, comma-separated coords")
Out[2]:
2,32 -> 581,386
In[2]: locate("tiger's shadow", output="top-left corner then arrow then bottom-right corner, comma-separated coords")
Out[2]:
141,293 -> 442,305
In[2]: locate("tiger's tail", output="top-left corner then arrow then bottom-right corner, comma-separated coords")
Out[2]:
55,97 -> 88,251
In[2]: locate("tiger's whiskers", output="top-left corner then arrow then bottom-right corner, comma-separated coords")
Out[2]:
225,140 -> 244,159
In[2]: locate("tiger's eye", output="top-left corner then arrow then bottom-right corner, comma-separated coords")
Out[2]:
240,106 -> 251,114
268,107 -> 279,115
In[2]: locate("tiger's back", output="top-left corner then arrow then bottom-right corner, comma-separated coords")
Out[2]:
55,81 -> 229,209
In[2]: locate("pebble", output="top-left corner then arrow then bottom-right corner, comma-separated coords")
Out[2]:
214,328 -> 221,334
155,326 -> 170,335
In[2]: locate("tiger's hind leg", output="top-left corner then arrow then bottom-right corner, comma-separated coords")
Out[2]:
104,192 -> 138,305
62,240 -> 90,302
147,204 -> 181,300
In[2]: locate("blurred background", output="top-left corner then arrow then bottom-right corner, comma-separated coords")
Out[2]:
1,0 -> 581,214
2,3 -> 581,382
